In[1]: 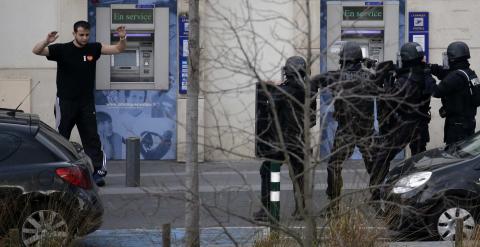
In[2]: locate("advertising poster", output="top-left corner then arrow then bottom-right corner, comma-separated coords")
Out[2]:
95,90 -> 176,160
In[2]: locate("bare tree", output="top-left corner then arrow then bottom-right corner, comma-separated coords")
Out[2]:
181,1 -> 426,246
185,0 -> 201,246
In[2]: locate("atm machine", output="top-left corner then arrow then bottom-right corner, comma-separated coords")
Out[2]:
110,31 -> 154,83
95,4 -> 169,90
326,1 -> 399,71
323,1 -> 402,159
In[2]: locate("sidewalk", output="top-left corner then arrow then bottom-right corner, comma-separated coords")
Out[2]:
100,159 -> 368,194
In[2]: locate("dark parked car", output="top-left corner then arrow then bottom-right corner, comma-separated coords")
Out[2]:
0,108 -> 103,246
380,132 -> 480,241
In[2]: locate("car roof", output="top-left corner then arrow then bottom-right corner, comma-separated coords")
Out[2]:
0,108 -> 39,133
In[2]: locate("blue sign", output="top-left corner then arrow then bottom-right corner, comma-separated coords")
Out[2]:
365,2 -> 383,6
179,14 -> 189,95
135,4 -> 155,9
408,12 -> 429,62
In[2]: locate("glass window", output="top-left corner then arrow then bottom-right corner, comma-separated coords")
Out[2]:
113,50 -> 138,67
449,132 -> 480,158
0,133 -> 21,162
0,132 -> 58,166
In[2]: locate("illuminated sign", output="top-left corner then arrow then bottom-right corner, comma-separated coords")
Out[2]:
343,7 -> 383,21
112,9 -> 154,24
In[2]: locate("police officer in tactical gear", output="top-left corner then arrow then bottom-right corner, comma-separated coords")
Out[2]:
370,42 -> 436,202
312,41 -> 378,214
408,60 -> 435,155
430,41 -> 478,145
254,56 -> 317,221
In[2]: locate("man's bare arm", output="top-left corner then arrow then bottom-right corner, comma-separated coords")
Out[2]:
101,26 -> 127,55
32,31 -> 58,56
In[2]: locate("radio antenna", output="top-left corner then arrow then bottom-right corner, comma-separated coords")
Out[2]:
9,81 -> 41,116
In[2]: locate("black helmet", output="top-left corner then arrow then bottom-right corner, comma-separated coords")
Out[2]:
447,41 -> 470,61
400,42 -> 424,61
339,41 -> 363,62
283,56 -> 307,77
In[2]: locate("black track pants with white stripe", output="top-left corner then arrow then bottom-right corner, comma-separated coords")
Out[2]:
55,97 -> 105,173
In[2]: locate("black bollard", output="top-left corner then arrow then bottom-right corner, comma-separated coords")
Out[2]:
163,223 -> 171,247
126,137 -> 140,187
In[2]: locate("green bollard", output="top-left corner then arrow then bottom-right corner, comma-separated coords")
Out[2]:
269,162 -> 281,224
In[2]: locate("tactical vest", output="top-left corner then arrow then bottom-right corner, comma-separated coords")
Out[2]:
333,68 -> 376,124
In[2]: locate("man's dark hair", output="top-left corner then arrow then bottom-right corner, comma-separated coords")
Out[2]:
125,90 -> 148,102
96,111 -> 112,123
73,21 -> 91,32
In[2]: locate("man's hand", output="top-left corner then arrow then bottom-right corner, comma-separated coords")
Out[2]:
116,26 -> 126,39
101,26 -> 127,55
262,80 -> 282,85
46,31 -> 59,44
33,31 -> 58,56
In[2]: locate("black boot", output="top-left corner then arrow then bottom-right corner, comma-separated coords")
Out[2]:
291,207 -> 305,221
319,200 -> 339,218
253,208 -> 268,222
291,188 -> 305,221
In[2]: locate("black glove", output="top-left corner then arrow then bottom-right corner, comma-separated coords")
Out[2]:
439,106 -> 447,118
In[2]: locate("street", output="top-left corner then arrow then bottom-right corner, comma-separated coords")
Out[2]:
67,160 -> 456,246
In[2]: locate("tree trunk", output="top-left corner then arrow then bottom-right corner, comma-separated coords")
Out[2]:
185,0 -> 201,246
303,0 -> 316,246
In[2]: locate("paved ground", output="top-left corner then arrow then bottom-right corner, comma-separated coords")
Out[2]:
98,160 -> 370,229
66,159 -> 461,246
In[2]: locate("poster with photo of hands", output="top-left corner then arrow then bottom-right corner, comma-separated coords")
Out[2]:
95,89 -> 176,160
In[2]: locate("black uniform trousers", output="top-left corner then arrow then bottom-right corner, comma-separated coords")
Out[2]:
409,120 -> 430,155
444,117 -> 476,145
55,98 -> 104,173
327,121 -> 374,200
370,119 -> 419,200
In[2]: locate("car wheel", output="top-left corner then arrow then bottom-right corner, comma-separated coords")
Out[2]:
19,205 -> 70,247
432,205 -> 476,241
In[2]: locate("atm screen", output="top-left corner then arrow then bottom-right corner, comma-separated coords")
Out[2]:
113,50 -> 138,67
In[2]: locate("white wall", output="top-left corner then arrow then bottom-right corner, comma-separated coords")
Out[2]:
201,0 -> 300,160
407,0 -> 480,149
0,0 -> 87,142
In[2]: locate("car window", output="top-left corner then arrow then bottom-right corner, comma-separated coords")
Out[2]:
0,132 -> 59,165
0,133 -> 21,162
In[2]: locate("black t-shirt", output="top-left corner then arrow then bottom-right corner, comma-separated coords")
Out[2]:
47,41 -> 102,100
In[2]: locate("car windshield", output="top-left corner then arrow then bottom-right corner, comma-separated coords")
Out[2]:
38,122 -> 80,160
449,132 -> 480,158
